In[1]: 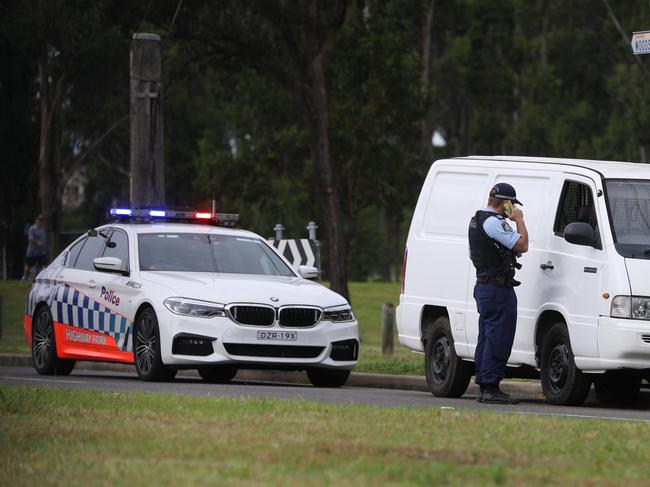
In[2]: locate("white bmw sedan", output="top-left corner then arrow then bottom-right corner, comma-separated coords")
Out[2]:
24,210 -> 359,387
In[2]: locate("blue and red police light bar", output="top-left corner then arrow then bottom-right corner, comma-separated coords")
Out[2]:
109,208 -> 239,227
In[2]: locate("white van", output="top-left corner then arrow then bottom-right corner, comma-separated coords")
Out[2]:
397,156 -> 650,406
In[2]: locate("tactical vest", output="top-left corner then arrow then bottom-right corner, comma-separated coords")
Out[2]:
468,210 -> 515,279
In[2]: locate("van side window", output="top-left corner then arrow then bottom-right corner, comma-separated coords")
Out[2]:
553,180 -> 599,238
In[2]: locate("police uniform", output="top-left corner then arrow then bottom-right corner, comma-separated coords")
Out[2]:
468,187 -> 523,402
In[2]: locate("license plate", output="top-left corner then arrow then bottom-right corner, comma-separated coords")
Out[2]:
256,331 -> 297,341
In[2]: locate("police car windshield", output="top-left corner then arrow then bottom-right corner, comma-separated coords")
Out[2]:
606,179 -> 650,260
138,233 -> 296,276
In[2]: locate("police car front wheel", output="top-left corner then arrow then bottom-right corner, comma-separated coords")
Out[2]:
134,307 -> 177,382
306,368 -> 350,387
32,306 -> 75,376
198,366 -> 238,383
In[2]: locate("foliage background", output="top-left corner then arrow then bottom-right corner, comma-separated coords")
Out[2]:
2,0 -> 649,282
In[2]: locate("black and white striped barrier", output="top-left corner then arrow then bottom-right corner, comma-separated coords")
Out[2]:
269,239 -> 317,268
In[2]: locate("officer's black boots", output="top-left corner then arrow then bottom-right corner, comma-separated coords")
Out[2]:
477,384 -> 520,405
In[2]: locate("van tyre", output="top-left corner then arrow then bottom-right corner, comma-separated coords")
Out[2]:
307,368 -> 350,387
424,316 -> 472,398
32,306 -> 76,376
134,307 -> 177,382
198,366 -> 238,383
594,371 -> 642,406
540,322 -> 591,405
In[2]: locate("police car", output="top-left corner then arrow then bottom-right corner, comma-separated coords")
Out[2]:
24,209 -> 359,387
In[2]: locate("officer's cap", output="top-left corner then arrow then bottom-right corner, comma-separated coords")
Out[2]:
489,183 -> 523,206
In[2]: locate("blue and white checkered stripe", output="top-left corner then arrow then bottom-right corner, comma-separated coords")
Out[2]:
51,284 -> 133,352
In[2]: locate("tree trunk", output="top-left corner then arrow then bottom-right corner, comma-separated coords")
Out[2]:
420,0 -> 436,161
540,0 -> 550,66
38,59 -> 62,259
308,0 -> 349,301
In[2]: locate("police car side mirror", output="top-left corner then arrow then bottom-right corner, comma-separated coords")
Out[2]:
298,265 -> 319,279
94,256 -> 128,276
564,222 -> 597,247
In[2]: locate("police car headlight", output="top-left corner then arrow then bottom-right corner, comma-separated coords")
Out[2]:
322,306 -> 355,322
611,296 -> 650,320
164,298 -> 225,318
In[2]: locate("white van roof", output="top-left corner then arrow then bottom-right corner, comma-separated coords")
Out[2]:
452,155 -> 649,180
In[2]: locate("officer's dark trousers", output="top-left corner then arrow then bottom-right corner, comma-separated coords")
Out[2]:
473,283 -> 517,386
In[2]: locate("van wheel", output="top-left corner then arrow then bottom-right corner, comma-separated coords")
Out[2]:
594,371 -> 642,406
134,307 -> 177,382
540,322 -> 591,405
32,306 -> 76,376
424,316 -> 472,398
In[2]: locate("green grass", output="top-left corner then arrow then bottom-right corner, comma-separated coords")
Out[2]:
349,281 -> 422,375
1,385 -> 650,486
0,280 -> 30,353
0,280 -> 422,375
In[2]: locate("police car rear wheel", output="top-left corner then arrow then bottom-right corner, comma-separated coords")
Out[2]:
32,306 -> 75,376
424,316 -> 472,398
134,308 -> 177,382
198,366 -> 238,383
540,322 -> 591,406
306,368 -> 350,387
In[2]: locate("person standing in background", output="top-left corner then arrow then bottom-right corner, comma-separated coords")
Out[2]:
21,215 -> 47,280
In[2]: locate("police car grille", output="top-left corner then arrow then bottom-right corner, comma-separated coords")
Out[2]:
642,335 -> 650,344
229,306 -> 275,326
279,307 -> 322,327
224,343 -> 324,358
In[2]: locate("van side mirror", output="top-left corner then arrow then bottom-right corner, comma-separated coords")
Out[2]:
93,256 -> 128,275
564,222 -> 597,247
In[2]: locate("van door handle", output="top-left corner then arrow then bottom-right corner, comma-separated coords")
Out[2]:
540,262 -> 554,270
88,280 -> 97,289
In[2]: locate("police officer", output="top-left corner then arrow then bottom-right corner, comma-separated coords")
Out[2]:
468,183 -> 529,404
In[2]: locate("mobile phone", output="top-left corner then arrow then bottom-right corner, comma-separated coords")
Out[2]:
503,201 -> 512,215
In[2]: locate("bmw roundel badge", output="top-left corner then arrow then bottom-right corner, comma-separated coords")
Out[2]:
270,296 -> 279,302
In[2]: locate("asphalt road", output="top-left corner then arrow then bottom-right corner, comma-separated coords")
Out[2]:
2,365 -> 650,422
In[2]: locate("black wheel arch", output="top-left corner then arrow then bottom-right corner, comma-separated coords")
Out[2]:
421,305 -> 449,348
535,310 -> 567,367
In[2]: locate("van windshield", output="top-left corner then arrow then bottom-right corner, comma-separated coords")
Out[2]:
605,179 -> 650,259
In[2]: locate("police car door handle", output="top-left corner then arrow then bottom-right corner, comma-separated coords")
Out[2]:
88,280 -> 97,289
540,262 -> 554,270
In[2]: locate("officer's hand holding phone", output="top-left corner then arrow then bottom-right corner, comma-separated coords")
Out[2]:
505,201 -> 524,222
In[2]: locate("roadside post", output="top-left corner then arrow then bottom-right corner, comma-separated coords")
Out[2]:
130,33 -> 164,207
0,295 -> 3,340
381,302 -> 395,355
306,221 -> 322,283
274,224 -> 285,241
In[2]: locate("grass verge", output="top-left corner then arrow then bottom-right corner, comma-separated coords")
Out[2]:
0,280 -> 30,354
0,280 -> 422,375
1,385 -> 650,486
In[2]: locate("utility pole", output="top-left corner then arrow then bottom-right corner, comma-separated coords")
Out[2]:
130,33 -> 164,207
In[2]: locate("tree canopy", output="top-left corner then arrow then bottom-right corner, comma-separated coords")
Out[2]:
2,0 -> 649,286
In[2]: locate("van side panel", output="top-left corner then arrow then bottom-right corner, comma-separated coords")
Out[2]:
398,164 -> 489,355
